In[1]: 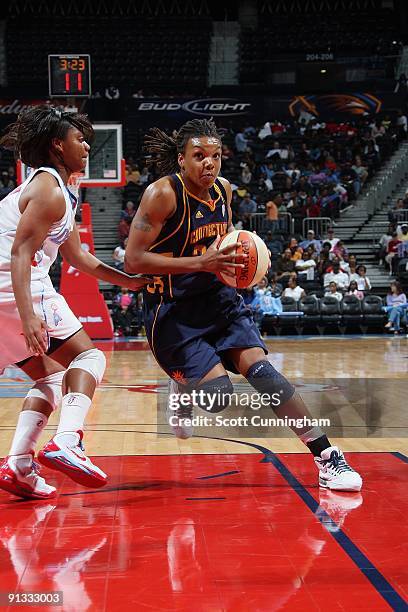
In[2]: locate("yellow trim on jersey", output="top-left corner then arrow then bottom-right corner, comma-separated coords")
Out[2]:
180,183 -> 191,256
150,296 -> 163,363
149,175 -> 187,251
178,174 -> 220,212
213,181 -> 225,204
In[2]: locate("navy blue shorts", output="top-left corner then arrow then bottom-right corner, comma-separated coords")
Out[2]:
144,286 -> 267,383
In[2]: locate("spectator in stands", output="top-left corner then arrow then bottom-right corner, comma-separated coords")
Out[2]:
384,281 -> 407,333
293,175 -> 312,195
126,165 -> 140,184
378,226 -> 394,266
288,237 -> 303,261
240,163 -> 252,185
317,241 -> 334,276
304,195 -> 321,218
112,289 -> 135,337
283,276 -> 305,301
251,275 -> 283,320
238,193 -> 257,229
325,281 -> 343,301
0,171 -> 15,198
347,280 -> 364,300
221,143 -> 233,160
385,231 -> 402,272
396,110 -> 408,138
364,141 -> 381,171
277,248 -> 296,283
352,265 -> 372,292
332,240 -> 348,261
388,198 -> 407,223
264,231 -> 283,265
269,273 -> 284,297
299,229 -> 321,254
266,141 -> 283,160
352,156 -> 368,194
397,224 -> 408,241
342,253 -> 357,275
119,200 -> 137,239
323,261 -> 349,291
326,227 -> 339,250
260,160 -> 274,182
138,166 -> 150,186
340,163 -> 359,199
112,238 -> 128,271
296,250 -> 317,281
264,193 -> 281,232
235,130 -> 248,153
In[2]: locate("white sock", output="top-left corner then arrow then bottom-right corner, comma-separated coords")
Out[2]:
9,410 -> 48,456
57,392 -> 92,434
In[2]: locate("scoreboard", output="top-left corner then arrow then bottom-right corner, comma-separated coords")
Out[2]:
48,54 -> 91,97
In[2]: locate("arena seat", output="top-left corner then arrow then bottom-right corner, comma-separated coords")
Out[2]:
319,296 -> 342,334
340,295 -> 364,333
361,295 -> 386,332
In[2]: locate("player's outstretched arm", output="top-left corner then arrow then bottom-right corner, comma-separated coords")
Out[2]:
125,177 -> 244,276
59,224 -> 148,292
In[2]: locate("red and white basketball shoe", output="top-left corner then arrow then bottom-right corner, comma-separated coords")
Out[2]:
38,431 -> 107,488
0,453 -> 56,500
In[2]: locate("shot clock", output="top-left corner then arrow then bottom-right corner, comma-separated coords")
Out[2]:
48,54 -> 91,97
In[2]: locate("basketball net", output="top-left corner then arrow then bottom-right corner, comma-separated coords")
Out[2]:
67,172 -> 84,199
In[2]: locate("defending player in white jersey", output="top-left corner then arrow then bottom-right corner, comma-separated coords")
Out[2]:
0,105 -> 146,500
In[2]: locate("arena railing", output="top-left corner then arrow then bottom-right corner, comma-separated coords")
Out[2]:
302,217 -> 333,239
363,147 -> 408,215
248,212 -> 294,235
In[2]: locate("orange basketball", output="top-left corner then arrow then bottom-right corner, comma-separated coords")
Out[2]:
217,230 -> 269,289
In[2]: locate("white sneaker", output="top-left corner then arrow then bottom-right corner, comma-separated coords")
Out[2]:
38,431 -> 107,488
166,379 -> 194,439
0,454 -> 56,500
314,446 -> 362,492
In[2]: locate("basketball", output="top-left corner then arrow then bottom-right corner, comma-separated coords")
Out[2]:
217,230 -> 269,289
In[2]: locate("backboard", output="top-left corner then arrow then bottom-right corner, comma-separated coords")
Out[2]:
17,123 -> 125,188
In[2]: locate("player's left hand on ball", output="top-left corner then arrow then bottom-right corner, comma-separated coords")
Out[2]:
125,275 -> 150,291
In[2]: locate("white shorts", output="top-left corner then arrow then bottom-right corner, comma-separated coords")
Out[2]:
0,291 -> 82,370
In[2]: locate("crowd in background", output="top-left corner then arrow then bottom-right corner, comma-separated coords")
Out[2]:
110,112 -> 408,335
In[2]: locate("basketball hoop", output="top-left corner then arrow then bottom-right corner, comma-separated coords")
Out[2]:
67,172 -> 84,198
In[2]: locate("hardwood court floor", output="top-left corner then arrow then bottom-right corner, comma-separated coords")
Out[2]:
0,336 -> 407,611
1,335 -> 406,456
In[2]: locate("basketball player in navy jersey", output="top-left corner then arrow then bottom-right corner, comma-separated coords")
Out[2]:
125,119 -> 362,491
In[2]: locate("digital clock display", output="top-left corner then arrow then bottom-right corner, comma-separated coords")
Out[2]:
48,54 -> 91,97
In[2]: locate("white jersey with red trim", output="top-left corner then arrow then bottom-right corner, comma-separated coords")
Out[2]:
0,166 -> 77,302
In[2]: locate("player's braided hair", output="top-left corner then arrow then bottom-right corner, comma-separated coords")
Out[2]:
144,118 -> 222,177
0,105 -> 94,168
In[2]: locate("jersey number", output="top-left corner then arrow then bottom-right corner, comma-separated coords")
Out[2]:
192,244 -> 207,256
146,252 -> 173,294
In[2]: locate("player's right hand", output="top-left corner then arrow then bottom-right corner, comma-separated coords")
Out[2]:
22,314 -> 49,356
200,235 -> 248,278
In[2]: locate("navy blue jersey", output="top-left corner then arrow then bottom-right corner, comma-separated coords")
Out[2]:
143,173 -> 229,304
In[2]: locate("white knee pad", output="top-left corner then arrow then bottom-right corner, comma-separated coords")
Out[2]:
27,371 -> 64,411
66,348 -> 106,384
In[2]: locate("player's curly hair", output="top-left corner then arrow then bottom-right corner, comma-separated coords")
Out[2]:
0,105 -> 94,168
144,118 -> 222,177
